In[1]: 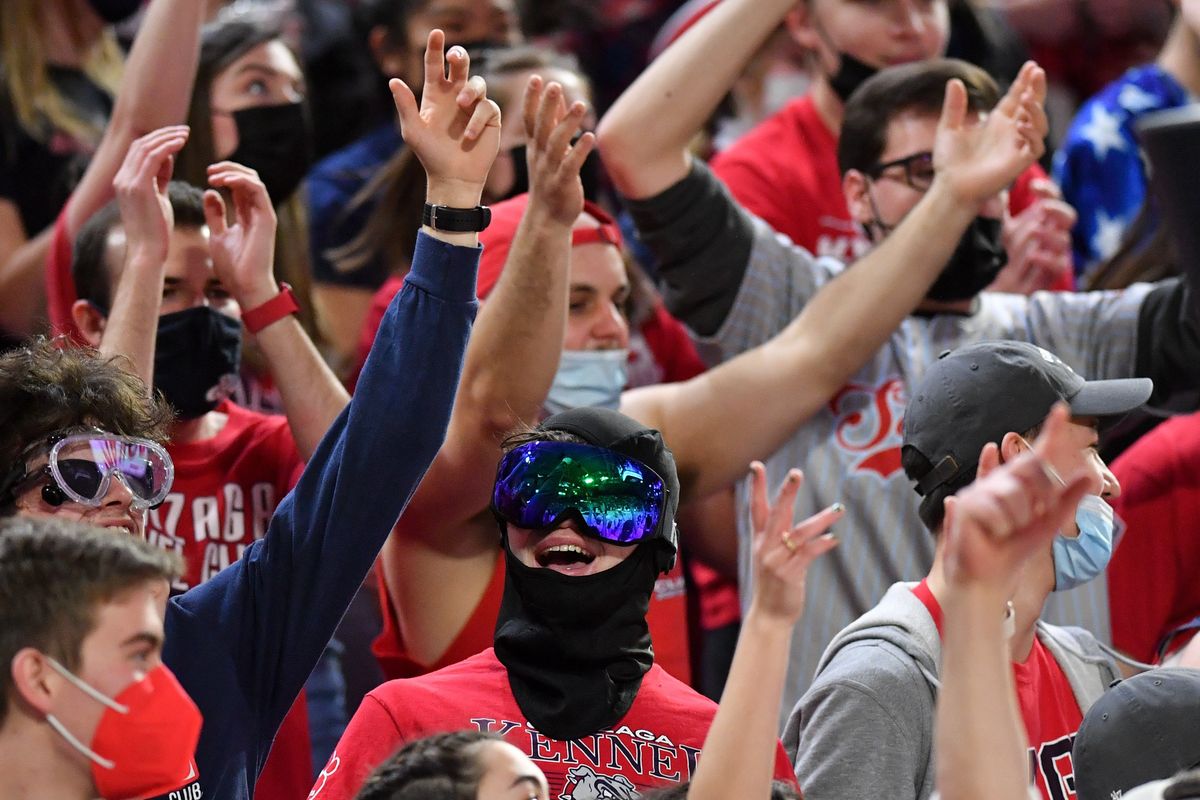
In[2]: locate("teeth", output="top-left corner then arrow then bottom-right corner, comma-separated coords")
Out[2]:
545,544 -> 589,556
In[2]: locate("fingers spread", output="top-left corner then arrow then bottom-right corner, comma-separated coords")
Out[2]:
749,462 -> 769,536
423,30 -> 447,90
522,74 -> 544,139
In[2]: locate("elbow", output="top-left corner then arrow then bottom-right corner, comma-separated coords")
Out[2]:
596,115 -> 642,194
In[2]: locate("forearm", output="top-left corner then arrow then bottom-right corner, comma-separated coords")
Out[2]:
67,0 -> 205,237
455,202 -> 570,434
660,180 -> 977,497
937,587 -> 1029,800
241,302 -> 350,461
99,251 -> 166,387
688,608 -> 792,800
0,228 -> 51,335
597,0 -> 794,199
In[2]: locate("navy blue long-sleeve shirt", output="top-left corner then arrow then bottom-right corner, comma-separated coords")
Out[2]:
161,233 -> 479,799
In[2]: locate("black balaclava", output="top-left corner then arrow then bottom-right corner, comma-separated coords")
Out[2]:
493,407 -> 680,742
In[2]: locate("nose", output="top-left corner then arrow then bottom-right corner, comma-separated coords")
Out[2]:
891,0 -> 929,35
591,301 -> 630,349
100,472 -> 138,511
1098,458 -> 1121,499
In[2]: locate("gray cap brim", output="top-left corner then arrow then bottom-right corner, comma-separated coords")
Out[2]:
1069,377 -> 1154,418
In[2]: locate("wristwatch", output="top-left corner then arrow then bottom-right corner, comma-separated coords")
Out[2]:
242,282 -> 300,334
422,203 -> 492,232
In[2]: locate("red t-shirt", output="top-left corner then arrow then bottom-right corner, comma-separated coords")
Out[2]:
710,96 -> 1073,290
911,580 -> 1083,800
309,648 -> 796,800
147,401 -> 305,591
1108,411 -> 1200,662
373,551 -> 693,684
145,401 -> 311,800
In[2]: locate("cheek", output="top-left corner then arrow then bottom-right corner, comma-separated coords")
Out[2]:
563,316 -> 590,351
211,113 -> 239,161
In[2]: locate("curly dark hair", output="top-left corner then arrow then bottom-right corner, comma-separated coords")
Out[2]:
0,514 -> 183,726
0,339 -> 174,508
353,730 -> 501,800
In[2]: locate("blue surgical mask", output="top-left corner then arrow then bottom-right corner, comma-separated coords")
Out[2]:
1052,494 -> 1120,592
543,349 -> 628,416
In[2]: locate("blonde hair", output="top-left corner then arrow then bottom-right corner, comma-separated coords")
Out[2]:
0,0 -> 124,148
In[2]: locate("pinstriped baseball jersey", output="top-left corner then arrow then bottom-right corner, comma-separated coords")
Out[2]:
640,163 -> 1150,722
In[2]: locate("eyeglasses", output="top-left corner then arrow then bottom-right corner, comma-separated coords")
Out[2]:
9,430 -> 174,511
867,151 -> 935,192
491,441 -> 668,545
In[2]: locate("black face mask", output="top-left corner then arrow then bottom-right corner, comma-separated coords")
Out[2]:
87,0 -> 142,23
925,216 -> 1008,302
828,51 -> 880,103
502,140 -> 603,203
153,307 -> 243,419
227,103 -> 313,204
494,540 -> 657,741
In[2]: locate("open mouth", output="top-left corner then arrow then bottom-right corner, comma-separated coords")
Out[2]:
536,543 -> 597,569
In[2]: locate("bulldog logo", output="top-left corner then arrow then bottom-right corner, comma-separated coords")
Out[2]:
558,765 -> 638,800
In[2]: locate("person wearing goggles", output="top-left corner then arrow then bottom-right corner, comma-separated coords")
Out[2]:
312,407 -> 801,800
3,429 -> 174,522
0,30 -> 494,800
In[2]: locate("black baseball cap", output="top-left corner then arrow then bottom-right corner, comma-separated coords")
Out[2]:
902,340 -> 1152,528
1074,668 -> 1200,800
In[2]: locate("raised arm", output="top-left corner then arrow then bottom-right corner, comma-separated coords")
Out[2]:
97,127 -> 191,387
935,406 -> 1091,800
203,162 -> 349,460
623,64 -> 1050,498
168,29 -> 498,761
66,0 -> 206,239
596,0 -> 795,199
377,77 -> 596,664
686,464 -> 841,800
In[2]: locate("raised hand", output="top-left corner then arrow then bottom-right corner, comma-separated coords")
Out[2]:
933,60 -> 1048,210
991,178 -> 1077,294
748,462 -> 843,624
389,29 -> 501,208
203,162 -> 279,310
522,76 -> 595,227
941,403 -> 1092,592
112,125 -> 190,267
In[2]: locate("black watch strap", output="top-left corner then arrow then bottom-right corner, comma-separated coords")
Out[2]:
422,203 -> 492,232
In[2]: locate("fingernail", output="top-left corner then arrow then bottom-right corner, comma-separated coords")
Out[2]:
822,531 -> 839,542
448,46 -> 466,59
832,502 -> 845,513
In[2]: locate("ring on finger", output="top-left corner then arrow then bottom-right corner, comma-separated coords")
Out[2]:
781,531 -> 799,553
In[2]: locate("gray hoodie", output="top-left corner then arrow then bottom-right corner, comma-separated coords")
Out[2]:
783,582 -> 1120,800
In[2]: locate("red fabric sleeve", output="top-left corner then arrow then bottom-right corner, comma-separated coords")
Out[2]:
46,206 -> 87,343
308,694 -> 404,800
774,741 -> 800,787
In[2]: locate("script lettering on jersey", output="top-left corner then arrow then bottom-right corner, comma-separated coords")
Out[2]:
146,482 -> 276,589
469,718 -> 699,799
829,378 -> 907,479
1027,733 -> 1077,800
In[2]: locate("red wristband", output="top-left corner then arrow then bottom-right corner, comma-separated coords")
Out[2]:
242,283 -> 299,334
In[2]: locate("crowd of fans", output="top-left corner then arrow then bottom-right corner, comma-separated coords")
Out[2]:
1,0 -> 1199,799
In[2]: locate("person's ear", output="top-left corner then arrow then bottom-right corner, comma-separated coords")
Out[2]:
784,4 -> 821,52
999,431 -> 1029,463
70,300 -> 107,348
843,170 -> 875,228
9,649 -> 58,716
368,26 -> 407,78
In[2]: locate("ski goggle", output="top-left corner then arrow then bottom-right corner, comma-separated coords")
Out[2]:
491,440 -> 668,545
15,431 -> 174,511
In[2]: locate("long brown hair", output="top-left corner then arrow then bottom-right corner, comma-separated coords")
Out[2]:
174,12 -> 320,343
1086,202 -> 1178,290
0,0 -> 122,148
